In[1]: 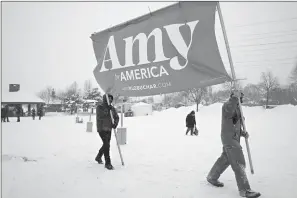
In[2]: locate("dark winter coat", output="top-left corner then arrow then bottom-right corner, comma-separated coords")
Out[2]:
37,108 -> 43,116
221,97 -> 243,148
15,106 -> 22,116
1,108 -> 5,117
5,106 -> 9,116
96,102 -> 119,132
32,109 -> 36,116
186,113 -> 196,128
4,105 -> 9,117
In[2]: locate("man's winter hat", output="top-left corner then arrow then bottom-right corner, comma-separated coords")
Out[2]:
230,91 -> 244,98
191,110 -> 195,114
103,94 -> 114,102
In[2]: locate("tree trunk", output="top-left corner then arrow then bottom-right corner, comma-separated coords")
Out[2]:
266,90 -> 269,109
196,101 -> 199,112
196,94 -> 203,112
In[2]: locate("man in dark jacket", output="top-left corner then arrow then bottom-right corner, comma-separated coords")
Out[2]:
185,111 -> 196,135
4,105 -> 10,122
15,104 -> 22,122
1,106 -> 5,122
95,94 -> 119,170
37,107 -> 43,120
206,91 -> 261,198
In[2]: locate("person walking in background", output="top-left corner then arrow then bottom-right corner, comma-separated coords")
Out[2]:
95,94 -> 119,170
37,106 -> 43,120
4,105 -> 10,122
185,110 -> 197,135
15,104 -> 22,122
1,106 -> 5,122
32,108 -> 36,120
206,91 -> 260,198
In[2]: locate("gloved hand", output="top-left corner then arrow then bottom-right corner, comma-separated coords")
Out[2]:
107,105 -> 113,111
241,130 -> 249,138
112,123 -> 117,129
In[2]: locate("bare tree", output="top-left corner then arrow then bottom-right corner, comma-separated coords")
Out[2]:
169,92 -> 184,107
160,93 -> 176,108
162,93 -> 171,108
259,71 -> 280,108
62,81 -> 81,102
222,80 -> 233,91
83,80 -> 92,98
56,90 -> 67,103
288,63 -> 297,104
289,62 -> 297,87
223,79 -> 243,92
163,92 -> 185,108
243,83 -> 262,104
51,88 -> 56,100
186,87 -> 208,112
68,81 -> 79,96
37,86 -> 53,104
203,86 -> 213,105
59,82 -> 83,114
180,91 -> 190,106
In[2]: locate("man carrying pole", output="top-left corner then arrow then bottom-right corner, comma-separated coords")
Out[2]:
207,2 -> 260,197
206,91 -> 260,198
95,94 -> 120,170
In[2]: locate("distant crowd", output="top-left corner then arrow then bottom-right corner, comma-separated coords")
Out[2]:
1,104 -> 44,122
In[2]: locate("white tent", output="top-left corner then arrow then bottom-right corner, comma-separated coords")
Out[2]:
131,102 -> 153,116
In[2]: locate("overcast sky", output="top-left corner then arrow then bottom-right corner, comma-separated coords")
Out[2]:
2,1 -> 297,95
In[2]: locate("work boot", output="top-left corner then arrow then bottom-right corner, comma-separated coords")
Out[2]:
95,158 -> 103,164
240,190 -> 261,198
207,177 -> 224,187
105,164 -> 114,170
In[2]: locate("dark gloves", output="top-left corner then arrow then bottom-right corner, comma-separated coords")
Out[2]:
107,105 -> 113,111
112,123 -> 117,129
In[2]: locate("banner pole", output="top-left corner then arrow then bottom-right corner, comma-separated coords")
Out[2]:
91,37 -> 124,165
121,98 -> 124,127
217,2 -> 254,174
106,93 -> 125,166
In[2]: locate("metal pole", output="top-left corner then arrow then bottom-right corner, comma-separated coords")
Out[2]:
217,2 -> 254,174
89,104 -> 92,122
121,103 -> 124,127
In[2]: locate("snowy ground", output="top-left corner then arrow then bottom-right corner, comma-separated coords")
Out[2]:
1,104 -> 297,198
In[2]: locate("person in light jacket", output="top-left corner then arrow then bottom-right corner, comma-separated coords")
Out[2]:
206,92 -> 261,198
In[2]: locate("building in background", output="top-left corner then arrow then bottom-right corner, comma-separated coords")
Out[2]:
2,84 -> 45,117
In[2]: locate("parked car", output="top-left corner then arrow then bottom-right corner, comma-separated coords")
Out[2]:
124,109 -> 133,117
